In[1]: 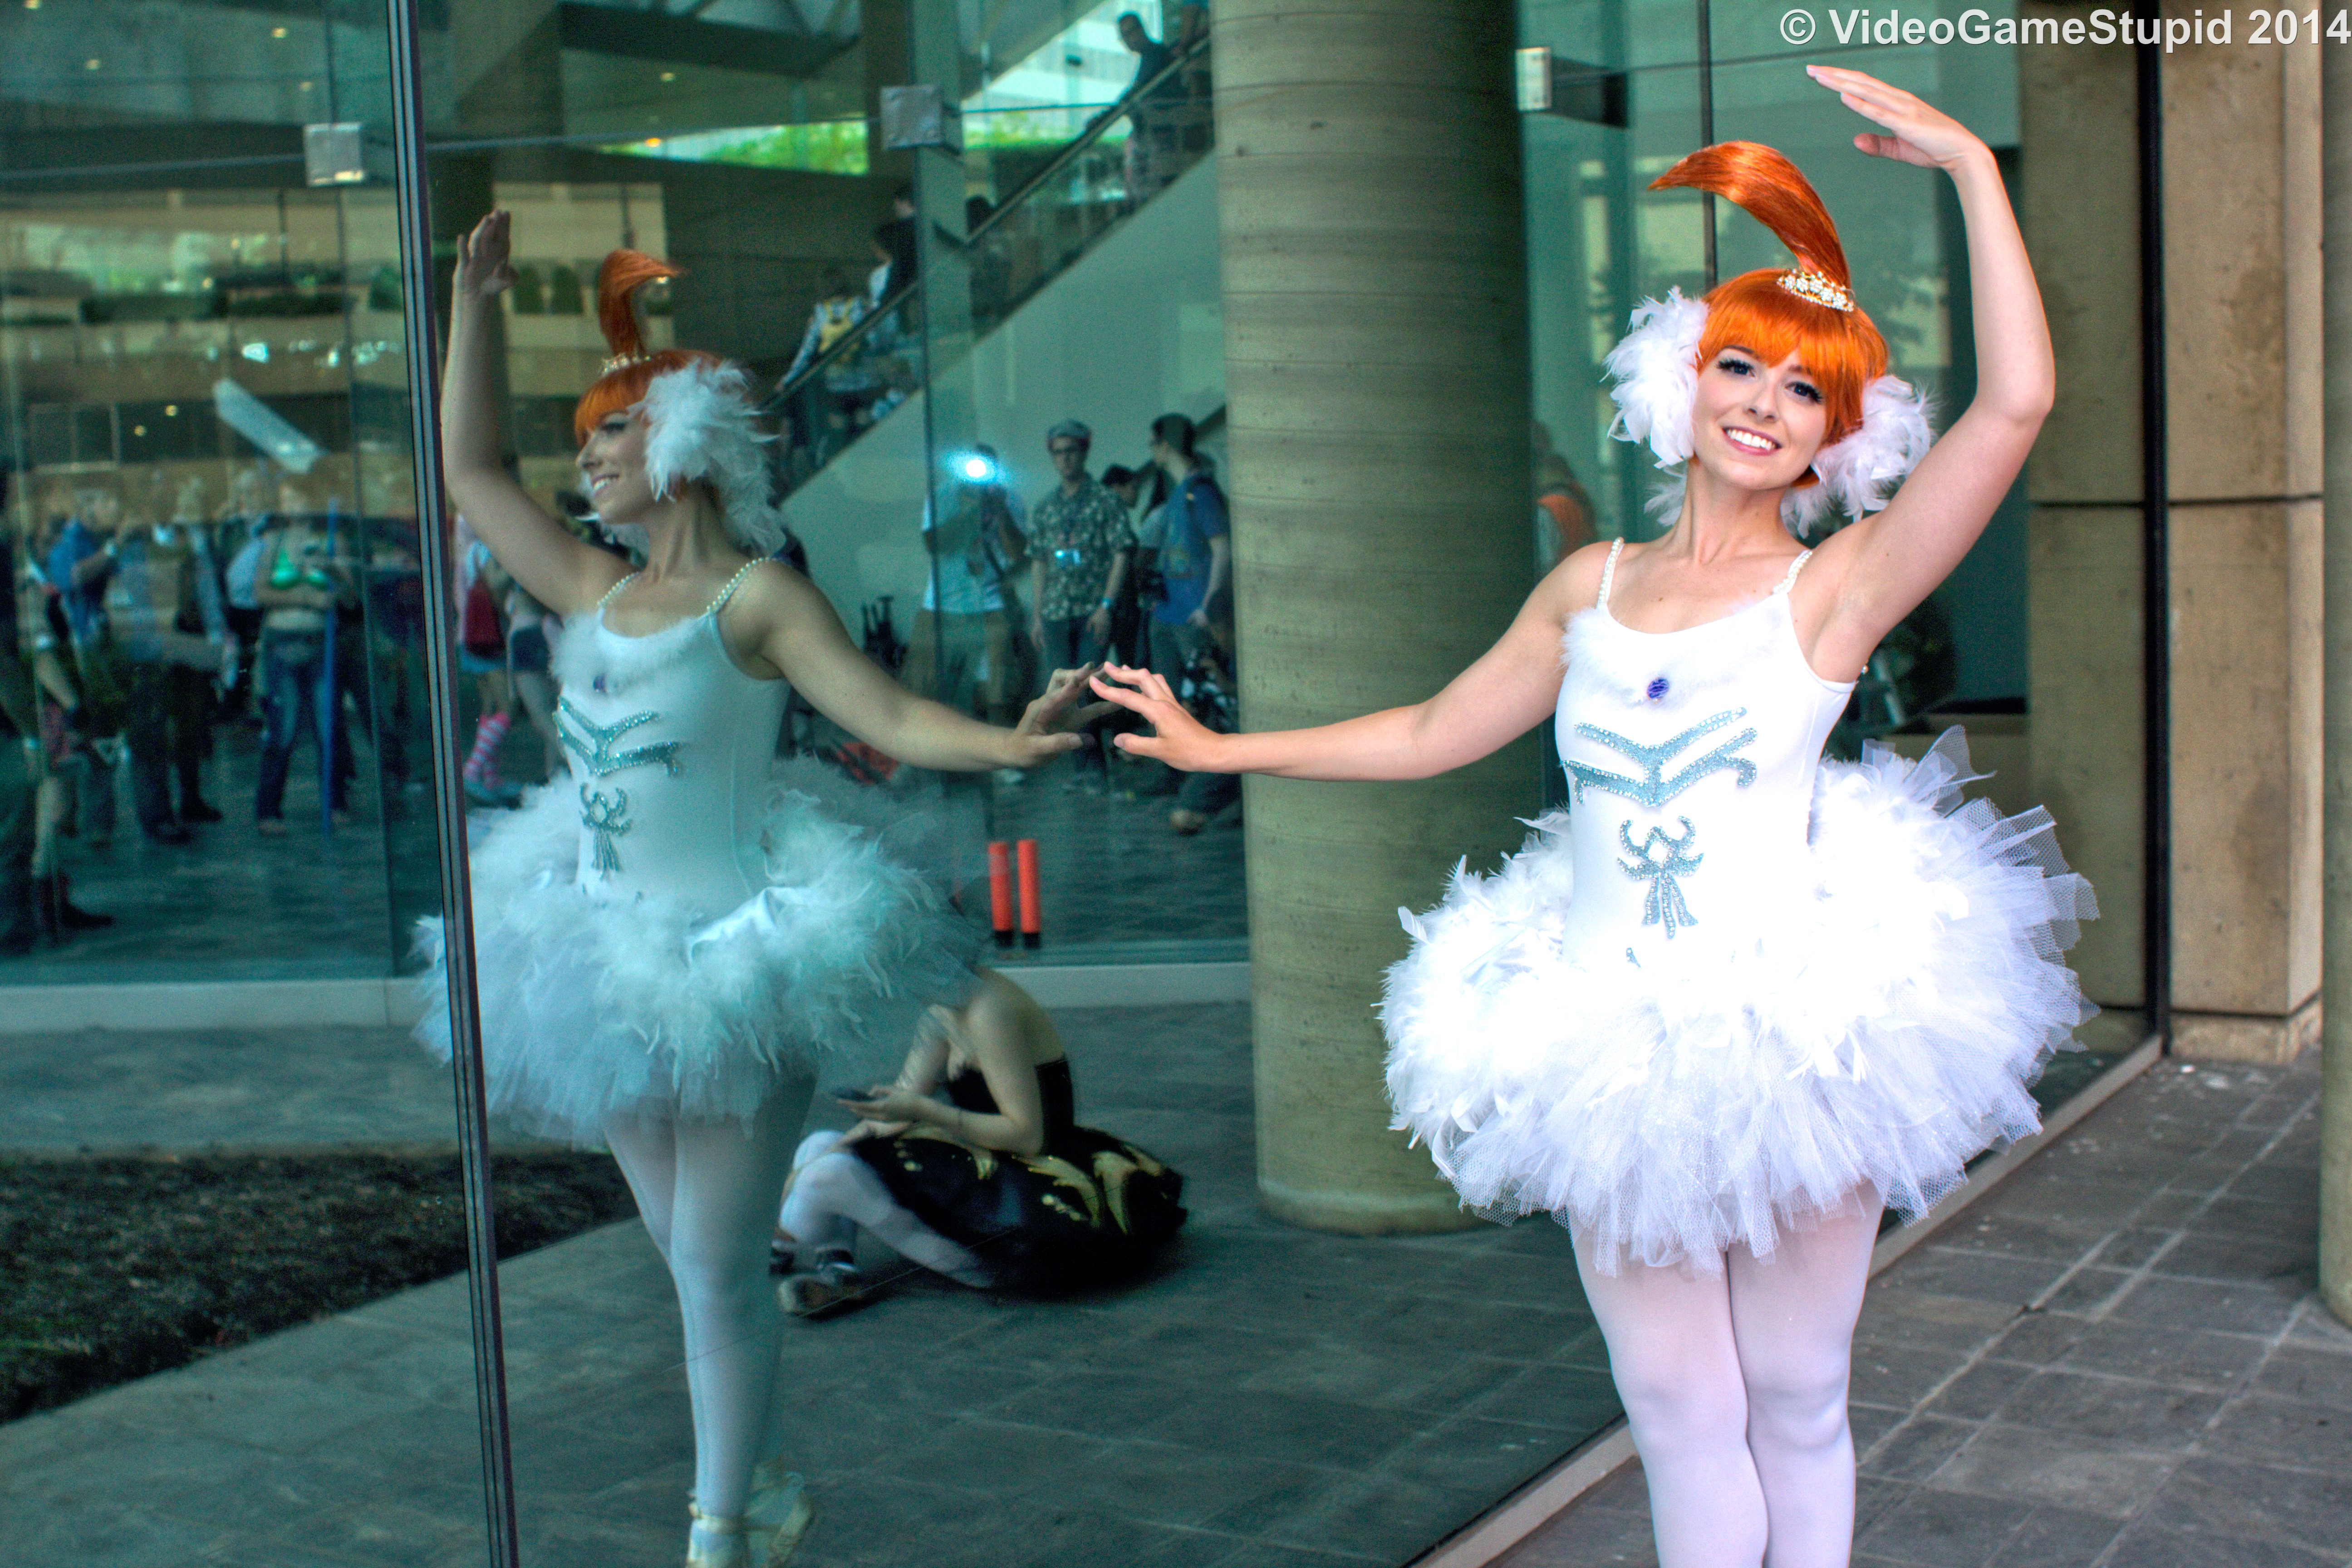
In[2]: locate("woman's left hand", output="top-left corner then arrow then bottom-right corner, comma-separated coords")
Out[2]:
1808,65 -> 1987,172
1002,664 -> 1118,768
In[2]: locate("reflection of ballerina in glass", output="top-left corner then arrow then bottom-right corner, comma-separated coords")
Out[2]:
420,213 -> 1100,1568
773,968 -> 1186,1313
1091,70 -> 2095,1565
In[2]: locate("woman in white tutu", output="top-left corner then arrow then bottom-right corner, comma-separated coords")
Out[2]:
1091,69 -> 2093,1566
423,215 -> 1099,1568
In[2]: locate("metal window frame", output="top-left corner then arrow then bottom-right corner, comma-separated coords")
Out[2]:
382,3 -> 2178,1560
381,1 -> 522,1564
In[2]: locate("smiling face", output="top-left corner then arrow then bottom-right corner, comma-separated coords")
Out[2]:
576,407 -> 659,521
1689,344 -> 1829,493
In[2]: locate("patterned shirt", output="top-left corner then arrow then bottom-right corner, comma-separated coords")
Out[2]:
1029,477 -> 1133,621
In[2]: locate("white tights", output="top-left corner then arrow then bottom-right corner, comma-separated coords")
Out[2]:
1574,1197 -> 1881,1568
776,1132 -> 992,1287
604,1090 -> 808,1524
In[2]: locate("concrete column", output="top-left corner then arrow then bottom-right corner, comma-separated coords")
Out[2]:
2023,23 -> 2326,1066
2318,29 -> 2352,1330
2163,40 -> 2326,1063
1216,0 -> 1538,1233
2018,29 -> 2146,1025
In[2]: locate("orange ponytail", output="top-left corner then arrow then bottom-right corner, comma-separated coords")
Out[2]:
1650,142 -> 1889,448
571,249 -> 721,446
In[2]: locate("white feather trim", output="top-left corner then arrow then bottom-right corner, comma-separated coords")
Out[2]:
1380,727 -> 2098,1273
1781,373 -> 1935,538
1560,598 -> 1780,715
637,360 -> 787,557
1602,294 -> 1936,539
1603,290 -> 1708,470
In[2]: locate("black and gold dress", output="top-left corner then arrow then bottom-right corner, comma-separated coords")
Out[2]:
851,1059 -> 1186,1292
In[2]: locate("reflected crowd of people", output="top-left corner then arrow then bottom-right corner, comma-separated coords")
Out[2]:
902,411 -> 1241,834
0,464 -> 427,953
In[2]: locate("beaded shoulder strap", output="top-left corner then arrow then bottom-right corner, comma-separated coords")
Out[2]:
1774,549 -> 1815,595
595,572 -> 641,612
703,559 -> 762,618
1596,537 -> 1625,610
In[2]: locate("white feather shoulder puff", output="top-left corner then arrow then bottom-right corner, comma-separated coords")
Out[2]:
1603,290 -> 1709,470
1781,373 -> 1935,538
637,360 -> 787,557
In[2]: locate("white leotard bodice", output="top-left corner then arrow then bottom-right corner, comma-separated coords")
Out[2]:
1554,537 -> 1858,961
550,564 -> 788,912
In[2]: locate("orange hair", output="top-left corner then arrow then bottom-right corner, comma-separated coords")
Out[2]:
1651,142 -> 1888,448
571,250 -> 723,446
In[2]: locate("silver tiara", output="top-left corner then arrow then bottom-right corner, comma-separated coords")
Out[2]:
1777,267 -> 1853,313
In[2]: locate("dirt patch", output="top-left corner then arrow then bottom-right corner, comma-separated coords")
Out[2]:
0,1149 -> 635,1422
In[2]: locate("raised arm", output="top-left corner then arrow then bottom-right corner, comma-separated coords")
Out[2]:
1801,67 -> 2054,679
1091,543 -> 1603,780
442,211 -> 627,616
735,563 -> 1097,772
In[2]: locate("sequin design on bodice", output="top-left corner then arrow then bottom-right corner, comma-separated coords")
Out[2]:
1566,708 -> 1761,938
557,699 -> 685,874
1554,539 -> 1856,960
550,563 -> 782,905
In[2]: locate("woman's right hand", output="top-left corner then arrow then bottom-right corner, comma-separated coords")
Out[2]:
455,211 -> 517,303
1089,663 -> 1230,772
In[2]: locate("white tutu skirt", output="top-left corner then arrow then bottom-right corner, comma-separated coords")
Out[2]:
415,762 -> 983,1143
1382,730 -> 2098,1274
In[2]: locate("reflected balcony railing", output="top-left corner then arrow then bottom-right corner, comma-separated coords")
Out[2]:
767,32 -> 1212,494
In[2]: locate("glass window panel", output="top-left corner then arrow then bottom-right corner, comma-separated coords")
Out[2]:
0,3 -> 486,1562
1699,11 -> 2146,1049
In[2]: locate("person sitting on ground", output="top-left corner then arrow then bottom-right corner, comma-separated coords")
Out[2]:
772,969 -> 1186,1314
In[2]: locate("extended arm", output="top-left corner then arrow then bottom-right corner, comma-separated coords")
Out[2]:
1092,545 -> 1601,780
442,211 -> 627,615
741,564 -> 1096,771
1191,534 -> 1230,625
31,648 -> 77,713
1802,68 -> 2054,677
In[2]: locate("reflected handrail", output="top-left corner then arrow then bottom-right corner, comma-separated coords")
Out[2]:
763,33 -> 1211,436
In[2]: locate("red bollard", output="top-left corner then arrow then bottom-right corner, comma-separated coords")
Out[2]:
1016,838 -> 1042,950
987,841 -> 1015,948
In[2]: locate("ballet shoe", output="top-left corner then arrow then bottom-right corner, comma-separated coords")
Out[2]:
747,1463 -> 815,1565
685,1501 -> 751,1568
779,1261 -> 870,1320
687,1479 -> 812,1568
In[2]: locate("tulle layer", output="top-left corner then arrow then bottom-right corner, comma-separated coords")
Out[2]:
416,762 -> 983,1143
1381,730 -> 2098,1275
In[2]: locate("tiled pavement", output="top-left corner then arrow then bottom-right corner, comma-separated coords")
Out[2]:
2,730 -> 1246,987
0,995 -> 2249,1568
0,1004 -> 1614,1568
1502,1047 -> 2348,1568
980,755 -> 1248,950
0,1023 -> 502,1153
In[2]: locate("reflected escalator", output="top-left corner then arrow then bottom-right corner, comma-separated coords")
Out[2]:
766,30 -> 1215,500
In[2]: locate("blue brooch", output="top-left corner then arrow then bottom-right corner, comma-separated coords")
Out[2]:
1645,676 -> 1670,702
